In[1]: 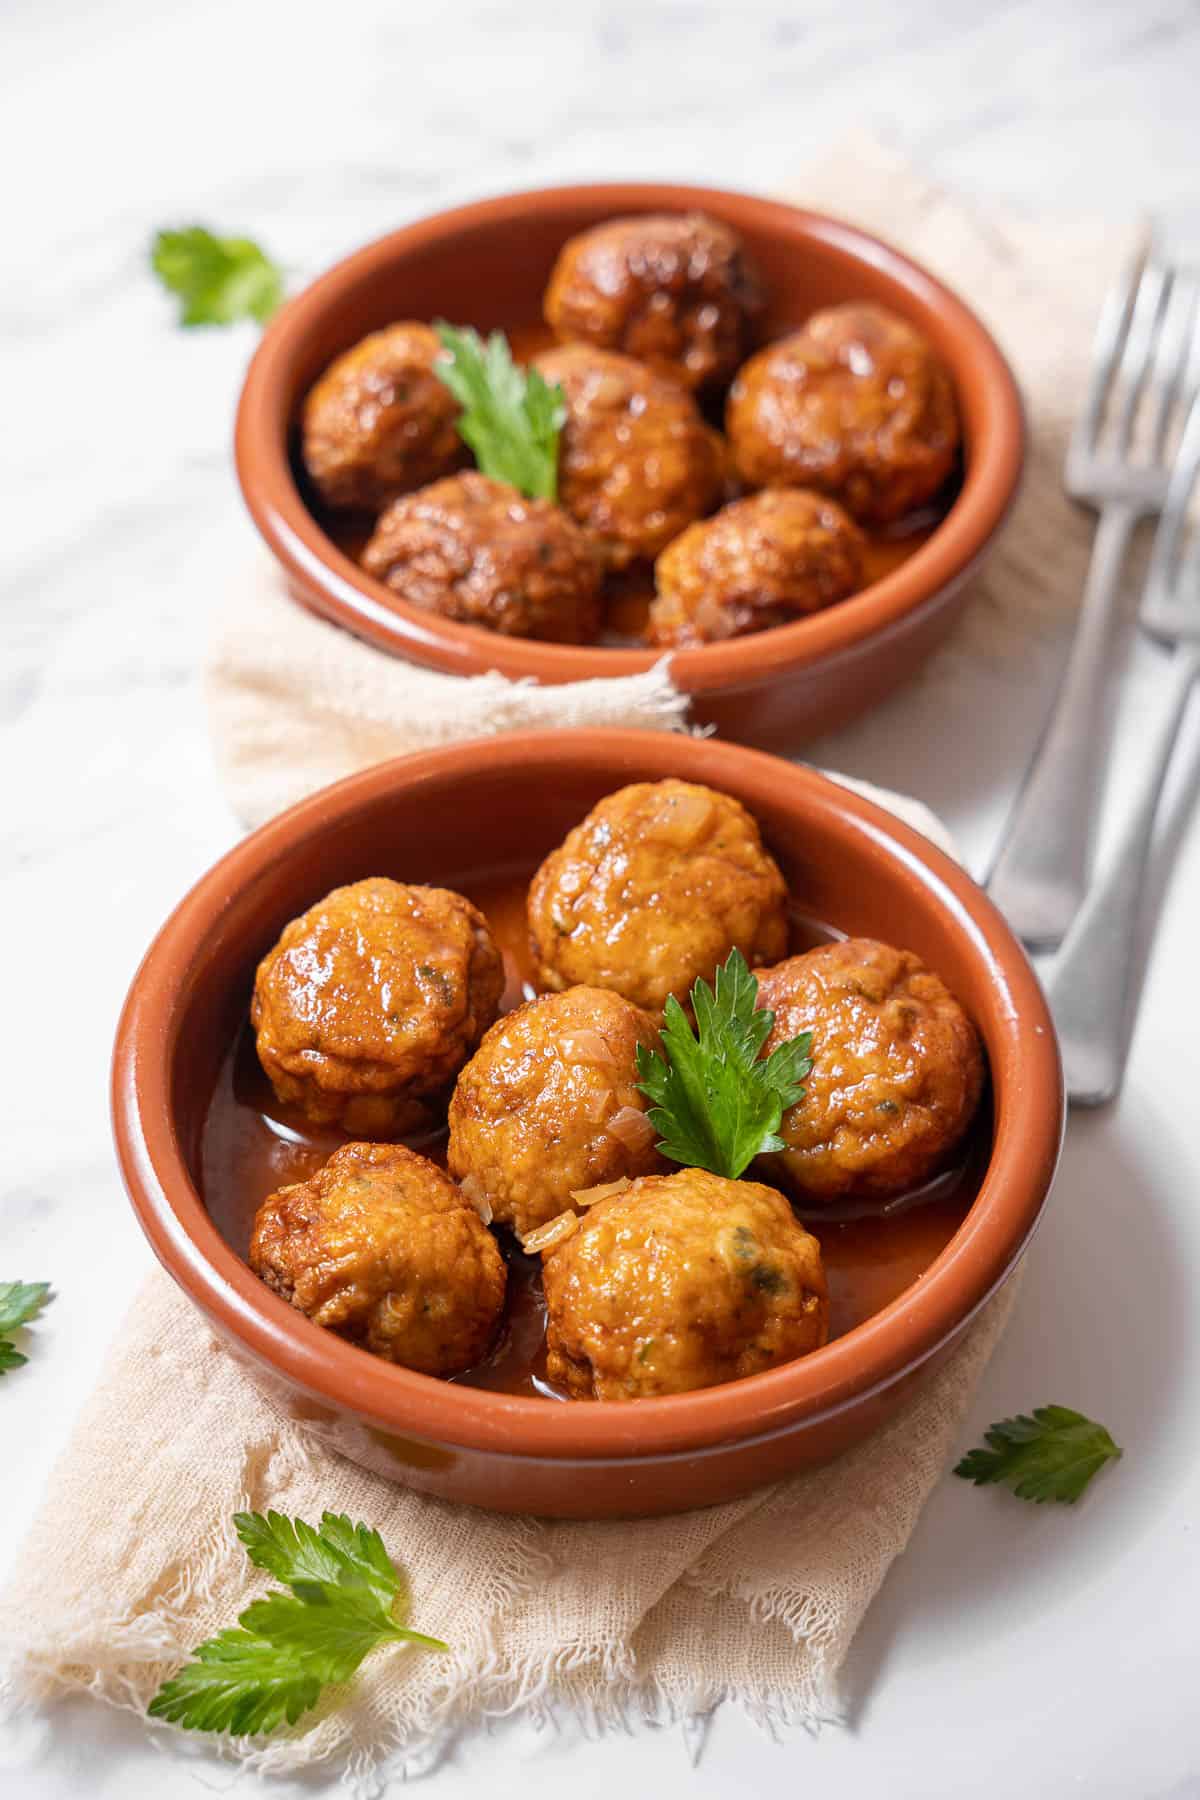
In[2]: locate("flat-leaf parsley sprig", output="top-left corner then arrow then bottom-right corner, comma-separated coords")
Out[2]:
433,322 -> 565,501
149,1510 -> 447,1736
0,1281 -> 53,1375
954,1406 -> 1122,1505
151,226 -> 285,327
635,949 -> 812,1181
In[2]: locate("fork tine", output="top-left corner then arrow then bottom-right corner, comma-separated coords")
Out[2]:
1146,386 -> 1200,595
1112,262 -> 1172,455
1148,269 -> 1200,457
1072,249 -> 1147,460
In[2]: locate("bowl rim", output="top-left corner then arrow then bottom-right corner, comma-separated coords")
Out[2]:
112,730 -> 1063,1462
234,181 -> 1025,693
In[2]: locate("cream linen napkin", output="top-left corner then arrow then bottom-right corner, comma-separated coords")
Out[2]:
1,141 -> 1120,1787
208,135 -> 1124,829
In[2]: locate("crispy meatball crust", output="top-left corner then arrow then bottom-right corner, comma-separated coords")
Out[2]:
300,322 -> 466,512
544,211 -> 765,390
360,471 -> 603,643
534,346 -> 725,569
726,303 -> 960,524
527,779 -> 789,1014
252,878 -> 504,1135
249,1142 -> 505,1376
447,986 -> 664,1238
542,1169 -> 828,1399
650,488 -> 865,646
755,938 -> 984,1201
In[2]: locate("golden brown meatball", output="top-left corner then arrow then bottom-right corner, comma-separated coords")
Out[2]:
249,1142 -> 505,1376
252,878 -> 504,1135
527,779 -> 788,1014
755,938 -> 984,1201
360,471 -> 602,643
300,323 -> 466,512
544,211 -> 764,390
447,987 -> 664,1238
541,1169 -> 827,1399
726,303 -> 960,524
533,346 -> 724,569
650,488 -> 865,646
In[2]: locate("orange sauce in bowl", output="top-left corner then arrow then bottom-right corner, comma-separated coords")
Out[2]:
199,874 -> 986,1400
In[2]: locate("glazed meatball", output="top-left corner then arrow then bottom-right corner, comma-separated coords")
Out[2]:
252,878 -> 504,1135
726,303 -> 960,524
544,211 -> 764,390
534,346 -> 724,568
755,938 -> 984,1201
650,488 -> 865,646
541,1169 -> 827,1399
360,471 -> 602,643
300,322 -> 465,512
249,1142 -> 505,1376
447,987 -> 664,1238
528,779 -> 788,1013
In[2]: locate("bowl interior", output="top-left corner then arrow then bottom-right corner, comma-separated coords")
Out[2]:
236,184 -> 1022,694
128,733 -> 1060,1464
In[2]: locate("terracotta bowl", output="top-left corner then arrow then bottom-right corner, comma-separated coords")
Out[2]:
235,183 -> 1024,749
113,731 -> 1061,1518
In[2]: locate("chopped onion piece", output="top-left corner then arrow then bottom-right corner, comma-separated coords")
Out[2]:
570,1177 -> 632,1207
581,1086 -> 614,1122
606,1105 -> 656,1153
557,1029 -> 617,1066
652,788 -> 713,846
458,1173 -> 493,1226
521,1211 -> 580,1255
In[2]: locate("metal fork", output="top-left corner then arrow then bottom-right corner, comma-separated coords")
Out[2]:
987,250 -> 1200,947
1041,386 -> 1200,1104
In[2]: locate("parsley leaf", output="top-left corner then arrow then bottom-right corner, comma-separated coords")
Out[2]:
0,1281 -> 52,1376
151,226 -> 284,327
953,1406 -> 1122,1504
635,949 -> 812,1181
433,322 -> 565,500
149,1511 -> 446,1735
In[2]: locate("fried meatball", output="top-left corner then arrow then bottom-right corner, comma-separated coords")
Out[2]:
252,878 -> 504,1134
544,211 -> 764,390
650,488 -> 865,646
300,322 -> 465,512
755,938 -> 984,1201
534,346 -> 724,569
447,987 -> 664,1238
541,1169 -> 827,1399
249,1142 -> 505,1375
528,779 -> 788,1013
726,303 -> 960,524
360,471 -> 602,643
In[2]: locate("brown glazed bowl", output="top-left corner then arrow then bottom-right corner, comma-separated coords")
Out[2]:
113,731 -> 1061,1518
235,183 -> 1023,748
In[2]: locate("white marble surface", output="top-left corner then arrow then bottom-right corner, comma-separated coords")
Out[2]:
4,0 -> 1200,1794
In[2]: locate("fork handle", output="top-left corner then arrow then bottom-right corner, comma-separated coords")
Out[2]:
986,500 -> 1141,946
1042,643 -> 1200,1106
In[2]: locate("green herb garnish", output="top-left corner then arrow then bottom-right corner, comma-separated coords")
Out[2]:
954,1406 -> 1122,1504
635,949 -> 812,1181
151,226 -> 284,327
149,1511 -> 446,1735
0,1281 -> 53,1374
433,322 -> 565,500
